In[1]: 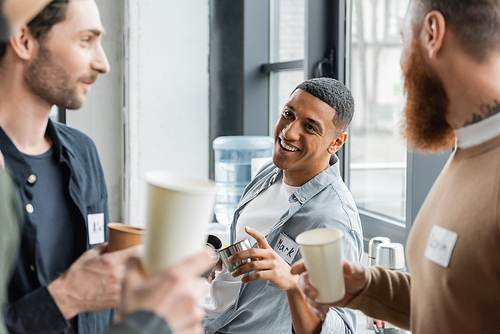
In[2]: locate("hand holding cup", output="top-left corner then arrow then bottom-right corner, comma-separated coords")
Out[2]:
290,259 -> 369,320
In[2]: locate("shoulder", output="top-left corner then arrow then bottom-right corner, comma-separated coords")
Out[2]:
306,179 -> 361,233
52,122 -> 99,154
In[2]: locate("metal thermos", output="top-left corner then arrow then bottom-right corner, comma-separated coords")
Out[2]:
219,239 -> 252,272
373,242 -> 406,333
368,237 -> 391,267
366,237 -> 391,329
376,242 -> 405,271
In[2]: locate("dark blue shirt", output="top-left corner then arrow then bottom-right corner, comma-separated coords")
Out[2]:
21,148 -> 84,283
22,148 -> 85,334
1,120 -> 113,334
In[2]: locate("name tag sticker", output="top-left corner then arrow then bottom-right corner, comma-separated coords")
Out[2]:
273,233 -> 298,265
88,213 -> 105,245
424,225 -> 458,268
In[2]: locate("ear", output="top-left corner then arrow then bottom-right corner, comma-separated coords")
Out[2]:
327,132 -> 347,154
9,25 -> 38,61
421,10 -> 446,60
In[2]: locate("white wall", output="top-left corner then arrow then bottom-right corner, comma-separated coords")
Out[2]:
68,0 -> 210,227
125,0 -> 210,227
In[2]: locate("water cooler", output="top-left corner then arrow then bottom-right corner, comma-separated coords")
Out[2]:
212,136 -> 274,227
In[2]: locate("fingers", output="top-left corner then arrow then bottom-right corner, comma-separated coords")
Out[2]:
106,244 -> 143,261
3,0 -> 53,34
228,247 -> 264,263
122,256 -> 145,286
0,150 -> 4,169
207,268 -> 216,283
214,258 -> 223,271
298,272 -> 318,300
344,260 -> 365,279
166,248 -> 213,278
167,279 -> 208,331
244,226 -> 270,249
240,270 -> 274,284
86,243 -> 109,257
231,259 -> 273,277
173,308 -> 205,334
290,259 -> 306,275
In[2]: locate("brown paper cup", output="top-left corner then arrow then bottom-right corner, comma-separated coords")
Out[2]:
107,223 -> 144,252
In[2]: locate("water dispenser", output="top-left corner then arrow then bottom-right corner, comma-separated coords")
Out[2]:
213,136 -> 274,226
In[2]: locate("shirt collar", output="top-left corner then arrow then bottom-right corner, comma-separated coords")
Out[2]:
455,112 -> 500,149
268,154 -> 340,204
0,119 -> 63,187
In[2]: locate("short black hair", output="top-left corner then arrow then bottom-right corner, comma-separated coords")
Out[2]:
294,78 -> 355,132
416,0 -> 500,62
0,0 -> 69,60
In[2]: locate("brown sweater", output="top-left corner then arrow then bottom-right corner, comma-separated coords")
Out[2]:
348,134 -> 500,334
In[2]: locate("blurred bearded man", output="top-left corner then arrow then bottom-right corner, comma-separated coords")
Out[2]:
292,1 -> 500,333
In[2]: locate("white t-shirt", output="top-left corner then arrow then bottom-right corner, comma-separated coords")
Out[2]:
202,174 -> 299,318
235,175 -> 299,245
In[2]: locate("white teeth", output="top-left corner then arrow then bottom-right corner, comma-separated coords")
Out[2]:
281,141 -> 298,152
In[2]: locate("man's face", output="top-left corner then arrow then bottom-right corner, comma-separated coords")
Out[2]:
24,0 -> 109,110
399,1 -> 455,152
273,89 -> 342,184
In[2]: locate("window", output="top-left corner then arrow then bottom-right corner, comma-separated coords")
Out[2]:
348,0 -> 408,222
268,0 -> 305,132
346,0 -> 450,246
49,106 -> 66,124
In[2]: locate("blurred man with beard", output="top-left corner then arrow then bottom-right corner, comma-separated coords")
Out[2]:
292,0 -> 500,333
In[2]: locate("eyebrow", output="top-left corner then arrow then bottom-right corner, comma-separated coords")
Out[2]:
82,28 -> 105,37
307,117 -> 324,133
285,103 -> 324,133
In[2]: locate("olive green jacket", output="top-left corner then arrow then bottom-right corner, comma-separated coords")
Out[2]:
0,168 -> 21,334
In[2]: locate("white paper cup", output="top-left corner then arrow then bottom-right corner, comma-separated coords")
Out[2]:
296,228 -> 345,303
142,171 -> 216,276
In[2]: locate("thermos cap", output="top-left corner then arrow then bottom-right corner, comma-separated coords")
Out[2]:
368,237 -> 391,258
376,242 -> 405,270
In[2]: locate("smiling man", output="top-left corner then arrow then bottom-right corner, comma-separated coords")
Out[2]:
292,1 -> 500,333
203,78 -> 363,334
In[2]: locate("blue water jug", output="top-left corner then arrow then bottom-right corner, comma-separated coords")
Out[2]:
213,136 -> 274,226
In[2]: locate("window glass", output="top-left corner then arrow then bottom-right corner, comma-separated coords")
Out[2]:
49,105 -> 61,123
270,0 -> 305,63
348,0 -> 409,221
269,70 -> 304,132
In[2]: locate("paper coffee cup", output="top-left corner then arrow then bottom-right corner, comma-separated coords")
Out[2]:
142,171 -> 216,276
296,228 -> 345,303
107,223 -> 144,252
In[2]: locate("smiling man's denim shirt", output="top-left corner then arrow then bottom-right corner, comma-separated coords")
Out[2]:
0,120 -> 113,334
204,155 -> 363,334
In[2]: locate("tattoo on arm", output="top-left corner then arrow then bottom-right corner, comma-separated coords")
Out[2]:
464,100 -> 500,126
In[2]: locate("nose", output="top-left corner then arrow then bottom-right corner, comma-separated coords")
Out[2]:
282,121 -> 300,141
92,43 -> 111,74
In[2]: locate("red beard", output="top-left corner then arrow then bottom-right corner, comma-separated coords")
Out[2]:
402,40 -> 456,152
